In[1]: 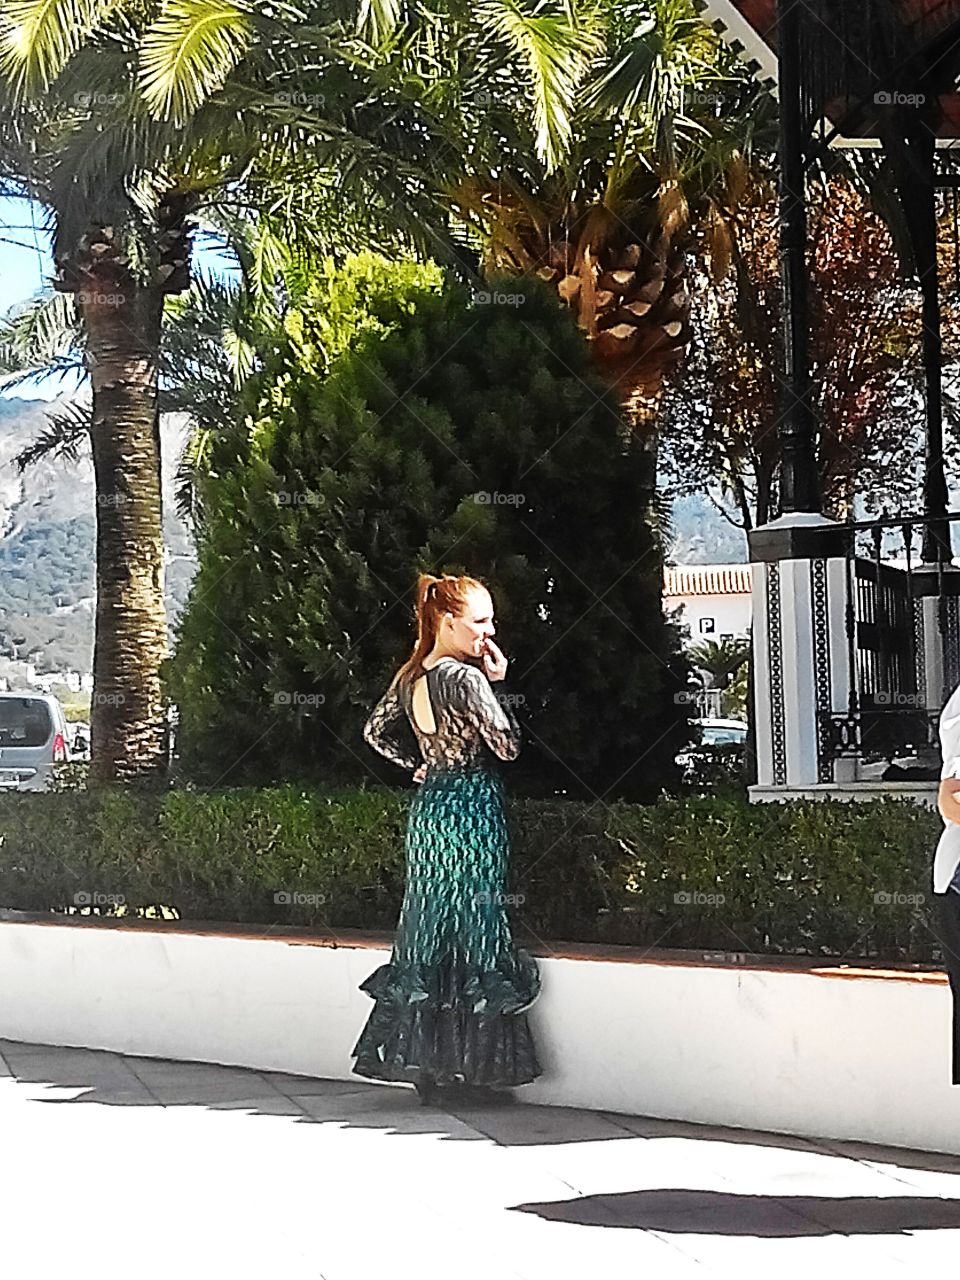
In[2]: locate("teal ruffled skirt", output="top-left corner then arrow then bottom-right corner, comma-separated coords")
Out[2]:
351,765 -> 542,1088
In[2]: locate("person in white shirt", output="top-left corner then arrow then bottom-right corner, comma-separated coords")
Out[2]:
934,682 -> 960,1083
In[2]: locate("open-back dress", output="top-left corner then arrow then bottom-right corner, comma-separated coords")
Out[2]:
353,656 -> 542,1089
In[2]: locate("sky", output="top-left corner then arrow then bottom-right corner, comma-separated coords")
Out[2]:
0,195 -> 66,401
0,194 -> 237,400
0,196 -> 54,316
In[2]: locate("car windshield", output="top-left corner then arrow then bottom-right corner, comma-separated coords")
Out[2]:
0,700 -> 53,747
702,726 -> 746,745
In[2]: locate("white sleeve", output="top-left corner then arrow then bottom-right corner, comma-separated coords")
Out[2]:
940,692 -> 960,779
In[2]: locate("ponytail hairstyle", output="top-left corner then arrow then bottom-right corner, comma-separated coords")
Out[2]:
391,571 -> 489,696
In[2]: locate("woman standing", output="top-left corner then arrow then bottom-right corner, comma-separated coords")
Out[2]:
352,572 -> 542,1104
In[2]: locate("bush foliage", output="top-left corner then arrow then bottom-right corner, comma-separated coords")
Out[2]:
0,785 -> 946,964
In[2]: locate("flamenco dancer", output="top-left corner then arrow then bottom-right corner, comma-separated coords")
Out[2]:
353,572 -> 542,1105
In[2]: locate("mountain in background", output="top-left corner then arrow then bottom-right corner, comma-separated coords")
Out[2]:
0,396 -> 195,674
0,397 -> 745,674
665,493 -> 748,564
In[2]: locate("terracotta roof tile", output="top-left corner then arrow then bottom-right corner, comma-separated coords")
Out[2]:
663,564 -> 753,597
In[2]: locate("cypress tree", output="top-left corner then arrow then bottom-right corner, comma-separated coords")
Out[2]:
167,258 -> 693,800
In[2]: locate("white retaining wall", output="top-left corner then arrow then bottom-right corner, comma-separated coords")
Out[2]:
1,920 -> 959,1154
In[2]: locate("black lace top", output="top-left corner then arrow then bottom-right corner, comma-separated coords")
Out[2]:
362,656 -> 522,772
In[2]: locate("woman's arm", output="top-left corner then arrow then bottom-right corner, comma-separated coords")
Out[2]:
362,685 -> 422,772
456,666 -> 522,761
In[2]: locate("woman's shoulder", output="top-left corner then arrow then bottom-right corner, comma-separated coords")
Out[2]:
431,657 -> 487,691
431,656 -> 483,676
435,660 -> 491,701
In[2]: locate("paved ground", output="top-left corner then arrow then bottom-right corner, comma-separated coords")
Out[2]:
3,1041 -> 960,1279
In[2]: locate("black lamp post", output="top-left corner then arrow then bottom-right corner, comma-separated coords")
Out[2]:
775,0 -> 821,517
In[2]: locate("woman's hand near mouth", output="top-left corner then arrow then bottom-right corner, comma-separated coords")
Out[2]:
480,638 -> 508,682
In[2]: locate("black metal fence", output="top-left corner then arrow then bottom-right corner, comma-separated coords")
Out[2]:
816,512 -> 960,770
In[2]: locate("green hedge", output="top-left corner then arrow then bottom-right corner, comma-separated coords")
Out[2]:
0,784 -> 947,963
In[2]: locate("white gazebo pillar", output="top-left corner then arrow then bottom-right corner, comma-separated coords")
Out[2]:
748,512 -> 858,798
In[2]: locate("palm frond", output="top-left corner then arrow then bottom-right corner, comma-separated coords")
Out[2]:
221,323 -> 257,387
475,0 -> 603,171
356,0 -> 402,45
685,636 -> 750,681
245,217 -> 290,303
160,264 -> 269,525
161,267 -> 262,394
140,0 -> 255,124
189,205 -> 307,326
13,396 -> 90,471
0,288 -> 84,390
228,92 -> 465,269
652,485 -> 676,548
580,18 -> 656,114
173,423 -> 214,523
581,6 -> 717,174
0,0 -> 108,101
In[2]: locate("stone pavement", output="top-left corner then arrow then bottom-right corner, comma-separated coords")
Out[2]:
3,1040 -> 960,1279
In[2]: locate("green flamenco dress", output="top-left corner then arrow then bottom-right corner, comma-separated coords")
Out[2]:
354,657 -> 542,1089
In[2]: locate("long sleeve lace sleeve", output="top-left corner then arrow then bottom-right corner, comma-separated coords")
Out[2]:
363,684 -> 421,771
453,666 -> 522,761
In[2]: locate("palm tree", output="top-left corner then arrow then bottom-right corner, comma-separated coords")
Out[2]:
364,0 -> 776,430
0,0 -> 463,783
346,0 -> 775,592
686,636 -> 750,718
0,219 -> 281,527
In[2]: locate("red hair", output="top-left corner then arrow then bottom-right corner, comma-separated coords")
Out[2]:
391,572 -> 489,696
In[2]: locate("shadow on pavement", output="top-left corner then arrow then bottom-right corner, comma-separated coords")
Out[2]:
6,1039 -> 960,1182
518,1187 -> 960,1235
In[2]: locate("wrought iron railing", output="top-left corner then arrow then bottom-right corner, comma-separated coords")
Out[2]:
815,511 -> 960,770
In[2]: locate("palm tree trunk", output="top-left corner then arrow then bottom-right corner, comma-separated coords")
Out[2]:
81,283 -> 168,784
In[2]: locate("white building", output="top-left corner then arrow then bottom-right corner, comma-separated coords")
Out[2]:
0,659 -> 39,691
662,564 -> 752,644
